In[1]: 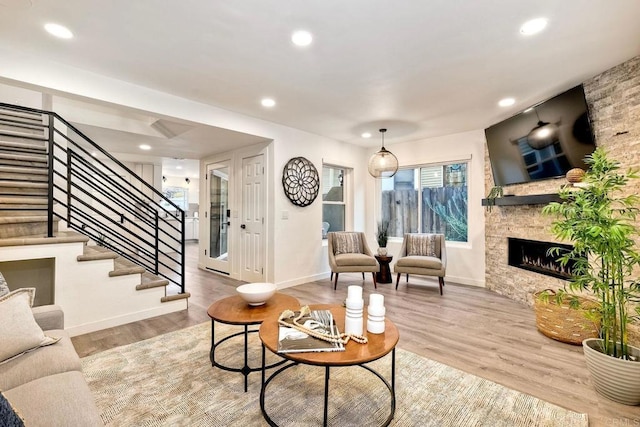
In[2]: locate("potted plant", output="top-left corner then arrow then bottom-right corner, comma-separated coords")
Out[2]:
376,221 -> 389,256
485,185 -> 503,212
542,147 -> 640,405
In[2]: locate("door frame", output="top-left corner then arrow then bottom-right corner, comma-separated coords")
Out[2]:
198,142 -> 271,282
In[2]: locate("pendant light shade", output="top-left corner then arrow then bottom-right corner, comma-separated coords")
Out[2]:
527,109 -> 558,150
368,128 -> 398,178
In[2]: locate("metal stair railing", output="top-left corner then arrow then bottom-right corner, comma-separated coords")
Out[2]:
0,102 -> 186,294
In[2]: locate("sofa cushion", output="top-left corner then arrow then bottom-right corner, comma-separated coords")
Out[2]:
5,371 -> 104,427
0,330 -> 81,391
0,289 -> 60,365
334,232 -> 362,255
407,234 -> 437,257
335,253 -> 377,267
0,391 -> 24,427
396,255 -> 442,270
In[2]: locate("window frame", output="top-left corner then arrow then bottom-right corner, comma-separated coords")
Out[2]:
378,158 -> 469,243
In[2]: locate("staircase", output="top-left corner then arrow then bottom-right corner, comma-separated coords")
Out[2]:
0,103 -> 189,335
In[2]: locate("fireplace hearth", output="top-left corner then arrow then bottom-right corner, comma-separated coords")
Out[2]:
508,237 -> 575,280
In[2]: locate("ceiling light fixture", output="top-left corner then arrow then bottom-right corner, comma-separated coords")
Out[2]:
139,144 -> 151,150
261,98 -> 276,107
520,18 -> 548,36
361,132 -> 372,138
368,128 -> 398,179
291,30 -> 313,47
527,108 -> 558,149
44,22 -> 73,39
498,97 -> 515,107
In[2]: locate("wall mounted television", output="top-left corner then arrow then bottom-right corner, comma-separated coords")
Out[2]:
484,84 -> 596,187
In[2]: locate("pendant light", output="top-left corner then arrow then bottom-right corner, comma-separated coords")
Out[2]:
527,108 -> 558,150
368,128 -> 398,178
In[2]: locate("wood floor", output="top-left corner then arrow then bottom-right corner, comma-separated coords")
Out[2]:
72,243 -> 639,426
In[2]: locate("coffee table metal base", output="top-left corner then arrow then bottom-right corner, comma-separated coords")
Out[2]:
209,320 -> 285,392
259,346 -> 396,427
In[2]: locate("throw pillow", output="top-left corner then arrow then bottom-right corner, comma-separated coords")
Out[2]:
0,288 -> 60,365
0,271 -> 9,297
0,391 -> 25,427
334,233 -> 362,255
407,234 -> 437,257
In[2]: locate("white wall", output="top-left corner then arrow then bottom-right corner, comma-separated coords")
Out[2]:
366,130 -> 487,287
0,54 -> 485,289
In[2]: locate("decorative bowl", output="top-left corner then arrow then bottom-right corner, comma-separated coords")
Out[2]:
236,282 -> 277,306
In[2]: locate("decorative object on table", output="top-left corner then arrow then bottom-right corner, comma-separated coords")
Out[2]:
376,220 -> 389,256
277,305 -> 367,353
277,307 -> 345,353
236,282 -> 277,306
565,167 -> 585,184
484,185 -> 503,211
344,285 -> 364,336
368,128 -> 398,179
534,289 -> 599,345
543,147 -> 640,405
282,157 -> 320,207
367,293 -> 386,334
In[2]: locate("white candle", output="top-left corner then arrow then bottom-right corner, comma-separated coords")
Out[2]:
347,285 -> 362,300
369,293 -> 384,308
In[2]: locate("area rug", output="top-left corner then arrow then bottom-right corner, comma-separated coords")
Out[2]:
81,322 -> 588,427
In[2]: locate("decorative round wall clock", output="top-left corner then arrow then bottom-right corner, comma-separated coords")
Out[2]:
282,157 -> 319,207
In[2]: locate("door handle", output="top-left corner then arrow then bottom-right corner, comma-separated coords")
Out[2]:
226,221 -> 231,226
240,224 -> 246,229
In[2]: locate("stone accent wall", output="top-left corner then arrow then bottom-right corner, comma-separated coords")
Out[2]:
485,55 -> 640,307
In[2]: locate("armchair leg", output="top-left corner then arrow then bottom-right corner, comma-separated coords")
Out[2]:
406,274 -> 409,282
334,273 -> 339,290
395,273 -> 401,290
362,272 -> 365,280
372,272 -> 377,289
330,272 -> 333,281
438,276 -> 445,295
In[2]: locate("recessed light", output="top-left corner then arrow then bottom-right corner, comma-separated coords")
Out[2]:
176,166 -> 182,170
261,98 -> 276,107
291,30 -> 313,47
361,132 -> 372,138
139,144 -> 151,150
498,98 -> 515,107
523,107 -> 534,113
520,18 -> 548,36
44,23 -> 73,39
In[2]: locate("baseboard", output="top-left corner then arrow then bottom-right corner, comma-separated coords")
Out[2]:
277,272 -> 330,290
66,299 -> 188,337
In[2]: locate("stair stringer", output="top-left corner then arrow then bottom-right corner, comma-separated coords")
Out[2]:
0,240 -> 187,337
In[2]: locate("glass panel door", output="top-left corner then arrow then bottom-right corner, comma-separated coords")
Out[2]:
206,161 -> 230,274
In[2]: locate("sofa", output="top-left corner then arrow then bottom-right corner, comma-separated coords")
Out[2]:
1,303 -> 103,426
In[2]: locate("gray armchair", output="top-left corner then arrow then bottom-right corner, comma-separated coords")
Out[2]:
394,233 -> 447,295
328,231 -> 379,290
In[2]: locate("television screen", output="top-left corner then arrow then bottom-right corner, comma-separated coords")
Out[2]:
484,85 -> 596,187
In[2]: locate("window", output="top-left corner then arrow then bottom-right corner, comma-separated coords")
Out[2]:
380,162 -> 468,242
322,165 -> 345,238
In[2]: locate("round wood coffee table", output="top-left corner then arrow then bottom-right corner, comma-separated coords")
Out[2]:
258,304 -> 399,426
207,292 -> 299,392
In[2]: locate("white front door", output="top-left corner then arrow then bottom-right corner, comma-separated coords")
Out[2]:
240,154 -> 264,282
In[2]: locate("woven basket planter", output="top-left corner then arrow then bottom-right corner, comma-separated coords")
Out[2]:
533,290 -> 600,345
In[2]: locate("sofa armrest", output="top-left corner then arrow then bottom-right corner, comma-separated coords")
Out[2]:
31,305 -> 64,331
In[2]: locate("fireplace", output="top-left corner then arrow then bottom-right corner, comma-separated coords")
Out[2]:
508,238 -> 575,280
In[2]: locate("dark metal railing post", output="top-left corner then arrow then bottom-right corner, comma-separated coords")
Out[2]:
181,209 -> 186,293
66,144 -> 72,226
154,214 -> 159,274
46,113 -> 55,237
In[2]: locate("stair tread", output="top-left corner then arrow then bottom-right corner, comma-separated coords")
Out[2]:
0,129 -> 47,140
0,109 -> 43,122
0,165 -> 48,174
161,292 -> 191,303
109,256 -> 146,276
0,152 -> 47,163
77,245 -> 119,261
0,196 -> 47,205
0,215 -> 56,224
0,230 -> 89,247
0,140 -> 47,152
0,180 -> 48,188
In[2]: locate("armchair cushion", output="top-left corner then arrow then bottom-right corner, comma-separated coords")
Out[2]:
406,234 -> 438,257
0,271 -> 9,297
335,253 -> 378,267
333,232 -> 362,255
396,255 -> 442,270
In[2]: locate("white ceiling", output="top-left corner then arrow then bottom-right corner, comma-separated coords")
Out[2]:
1,1 -> 639,163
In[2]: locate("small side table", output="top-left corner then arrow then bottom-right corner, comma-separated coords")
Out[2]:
375,255 -> 393,283
207,292 -> 299,392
